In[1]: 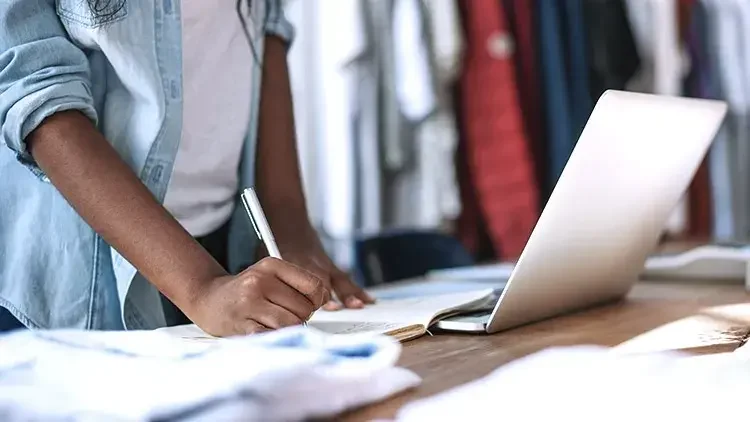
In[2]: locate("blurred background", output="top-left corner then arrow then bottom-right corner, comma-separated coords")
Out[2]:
282,0 -> 740,282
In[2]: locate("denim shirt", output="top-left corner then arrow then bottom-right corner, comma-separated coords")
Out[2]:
0,0 -> 294,330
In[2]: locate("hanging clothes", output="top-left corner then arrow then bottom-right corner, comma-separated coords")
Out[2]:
536,0 -> 574,189
457,0 -> 539,260
536,0 -> 592,191
285,0 -> 323,231
503,0 -> 551,204
503,0 -> 546,205
733,0 -> 750,241
386,0 -> 463,229
352,0 -> 383,236
698,0 -> 750,242
678,0 -> 712,238
686,0 -> 734,240
582,0 -> 641,101
285,0 -> 367,268
286,0 -> 465,268
562,0 -> 593,139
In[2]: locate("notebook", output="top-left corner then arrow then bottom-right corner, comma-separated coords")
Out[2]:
157,289 -> 495,343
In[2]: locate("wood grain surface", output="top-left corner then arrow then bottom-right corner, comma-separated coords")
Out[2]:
341,281 -> 750,421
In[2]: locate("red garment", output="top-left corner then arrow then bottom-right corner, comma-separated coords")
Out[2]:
457,0 -> 539,260
688,160 -> 712,238
504,0 -> 546,201
679,0 -> 712,238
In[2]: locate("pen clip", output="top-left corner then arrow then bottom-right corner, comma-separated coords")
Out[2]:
241,191 -> 263,241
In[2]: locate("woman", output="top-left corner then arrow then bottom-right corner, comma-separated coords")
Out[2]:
0,0 -> 373,335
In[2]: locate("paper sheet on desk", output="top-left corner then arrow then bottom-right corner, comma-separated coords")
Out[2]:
308,289 -> 494,337
396,345 -> 750,421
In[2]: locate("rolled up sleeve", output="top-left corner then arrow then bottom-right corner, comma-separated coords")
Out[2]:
0,0 -> 97,178
264,0 -> 296,46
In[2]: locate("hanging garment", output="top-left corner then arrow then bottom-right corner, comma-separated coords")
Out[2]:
285,0 -> 367,268
285,0 -> 324,231
679,0 -> 712,238
582,0 -> 641,101
351,3 -> 383,237
702,0 -> 750,241
371,0 -> 408,174
425,0 -> 465,86
387,0 -> 462,229
423,0 -> 465,225
727,0 -> 750,241
625,0 -> 684,95
733,0 -> 750,241
561,0 -> 593,139
458,0 -> 539,260
687,0 -> 734,239
536,0 -> 575,190
503,0 -> 547,206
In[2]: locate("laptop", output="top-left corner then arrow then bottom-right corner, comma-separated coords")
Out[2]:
382,90 -> 728,334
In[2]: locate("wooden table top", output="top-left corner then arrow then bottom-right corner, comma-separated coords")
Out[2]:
341,280 -> 750,421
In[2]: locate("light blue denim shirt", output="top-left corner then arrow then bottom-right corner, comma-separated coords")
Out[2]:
0,0 -> 294,330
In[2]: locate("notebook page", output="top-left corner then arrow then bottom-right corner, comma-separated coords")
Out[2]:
308,289 -> 494,335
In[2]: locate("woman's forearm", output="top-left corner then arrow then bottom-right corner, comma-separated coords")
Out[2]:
255,36 -> 312,237
28,110 -> 226,311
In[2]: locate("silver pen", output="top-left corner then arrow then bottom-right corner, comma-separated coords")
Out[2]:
241,188 -> 308,327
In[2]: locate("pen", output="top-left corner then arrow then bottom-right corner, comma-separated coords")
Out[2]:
240,188 -> 308,327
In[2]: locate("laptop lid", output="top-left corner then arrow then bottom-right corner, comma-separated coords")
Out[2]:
485,90 -> 728,333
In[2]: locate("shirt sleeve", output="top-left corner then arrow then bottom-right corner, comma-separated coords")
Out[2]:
0,0 -> 98,179
264,0 -> 296,46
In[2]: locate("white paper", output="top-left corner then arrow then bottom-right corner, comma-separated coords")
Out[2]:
308,289 -> 494,335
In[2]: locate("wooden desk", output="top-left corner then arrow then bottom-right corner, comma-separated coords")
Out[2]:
342,281 -> 750,421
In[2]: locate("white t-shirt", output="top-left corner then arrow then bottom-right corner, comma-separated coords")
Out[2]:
163,0 -> 255,237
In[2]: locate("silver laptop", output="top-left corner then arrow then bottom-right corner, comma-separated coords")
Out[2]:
389,90 -> 727,334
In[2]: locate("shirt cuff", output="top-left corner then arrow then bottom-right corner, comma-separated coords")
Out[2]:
264,0 -> 296,46
3,80 -> 98,180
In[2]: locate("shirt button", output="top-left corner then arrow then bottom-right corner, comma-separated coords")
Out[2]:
487,32 -> 514,59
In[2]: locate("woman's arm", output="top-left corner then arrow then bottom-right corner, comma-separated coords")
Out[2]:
255,36 -> 374,308
28,111 -> 227,312
28,111 -> 328,335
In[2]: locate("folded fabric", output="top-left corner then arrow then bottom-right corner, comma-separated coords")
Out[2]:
395,345 -> 748,421
0,326 -> 420,421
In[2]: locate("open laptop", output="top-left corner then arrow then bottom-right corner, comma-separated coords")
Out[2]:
380,90 -> 728,334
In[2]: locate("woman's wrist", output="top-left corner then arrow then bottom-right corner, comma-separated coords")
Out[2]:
263,201 -> 317,245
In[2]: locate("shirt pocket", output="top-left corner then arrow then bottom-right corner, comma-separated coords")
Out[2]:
56,0 -> 128,28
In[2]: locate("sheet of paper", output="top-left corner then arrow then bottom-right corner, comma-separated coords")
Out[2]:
308,321 -> 405,336
308,289 -> 493,335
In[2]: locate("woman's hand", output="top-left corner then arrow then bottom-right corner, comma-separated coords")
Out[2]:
277,230 -> 375,311
187,257 -> 329,337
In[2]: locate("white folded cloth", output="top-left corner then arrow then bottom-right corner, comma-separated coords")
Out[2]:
396,345 -> 749,421
0,326 -> 420,421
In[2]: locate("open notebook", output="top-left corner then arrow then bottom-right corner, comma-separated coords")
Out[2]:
157,289 -> 494,343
